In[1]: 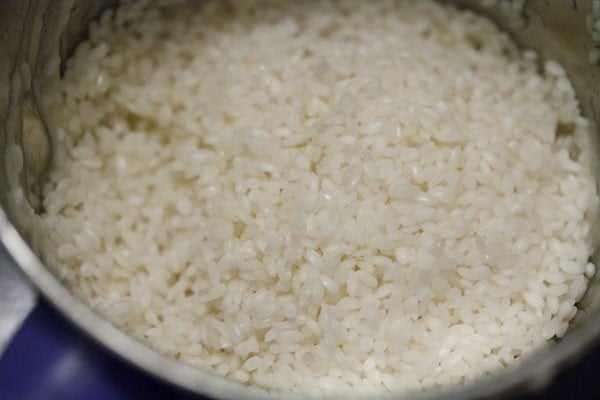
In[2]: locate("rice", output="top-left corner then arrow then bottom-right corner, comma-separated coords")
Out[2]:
40,0 -> 599,397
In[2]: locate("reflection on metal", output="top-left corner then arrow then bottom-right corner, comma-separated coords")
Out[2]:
0,246 -> 35,354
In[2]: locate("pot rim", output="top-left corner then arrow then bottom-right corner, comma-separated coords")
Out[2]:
2,206 -> 600,400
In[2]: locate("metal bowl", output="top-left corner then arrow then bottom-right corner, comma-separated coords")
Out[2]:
1,1 -> 599,398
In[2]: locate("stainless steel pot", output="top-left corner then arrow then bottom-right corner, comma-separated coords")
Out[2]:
1,1 -> 599,399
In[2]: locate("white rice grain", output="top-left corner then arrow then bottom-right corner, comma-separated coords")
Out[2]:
40,0 -> 599,398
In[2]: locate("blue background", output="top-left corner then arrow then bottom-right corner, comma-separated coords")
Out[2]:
0,299 -> 599,400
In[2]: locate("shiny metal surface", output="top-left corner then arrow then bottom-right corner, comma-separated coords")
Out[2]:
0,246 -> 36,354
0,1 -> 599,399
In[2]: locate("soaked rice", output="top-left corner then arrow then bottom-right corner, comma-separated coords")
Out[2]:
40,0 -> 599,397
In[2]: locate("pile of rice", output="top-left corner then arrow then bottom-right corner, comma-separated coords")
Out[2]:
40,0 -> 599,396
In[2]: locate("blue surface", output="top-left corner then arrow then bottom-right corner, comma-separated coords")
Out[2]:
0,299 -> 599,400
0,299 -> 200,400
